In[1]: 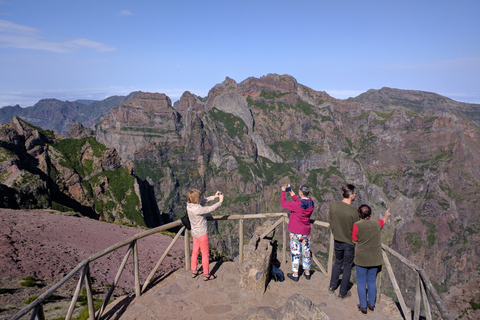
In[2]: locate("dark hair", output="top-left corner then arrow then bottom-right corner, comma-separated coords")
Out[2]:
358,204 -> 372,219
342,184 -> 356,198
299,185 -> 310,197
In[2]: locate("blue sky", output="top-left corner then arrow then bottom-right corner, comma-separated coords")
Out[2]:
0,0 -> 479,108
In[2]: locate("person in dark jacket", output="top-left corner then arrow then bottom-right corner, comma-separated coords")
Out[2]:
352,204 -> 390,314
328,184 -> 359,298
281,184 -> 314,281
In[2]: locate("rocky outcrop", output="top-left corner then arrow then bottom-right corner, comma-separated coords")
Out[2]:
95,92 -> 181,161
65,121 -> 94,139
0,117 -> 154,226
239,221 -> 275,295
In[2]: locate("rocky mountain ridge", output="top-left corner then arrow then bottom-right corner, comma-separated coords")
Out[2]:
1,74 -> 479,317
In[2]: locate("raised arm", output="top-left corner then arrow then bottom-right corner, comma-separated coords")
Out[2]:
383,209 -> 391,224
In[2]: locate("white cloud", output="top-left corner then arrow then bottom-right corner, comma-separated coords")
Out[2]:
118,10 -> 134,17
0,19 -> 116,53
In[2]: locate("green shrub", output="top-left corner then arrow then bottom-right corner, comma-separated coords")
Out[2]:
209,107 -> 247,138
20,276 -> 38,287
295,101 -> 315,115
24,295 -> 38,304
470,299 -> 480,310
321,116 -> 333,122
259,91 -> 288,100
73,299 -> 103,320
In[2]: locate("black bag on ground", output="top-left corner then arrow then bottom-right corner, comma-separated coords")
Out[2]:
271,264 -> 284,282
181,214 -> 191,230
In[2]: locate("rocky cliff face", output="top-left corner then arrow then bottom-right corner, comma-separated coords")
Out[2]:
94,74 -> 480,311
0,117 -> 159,227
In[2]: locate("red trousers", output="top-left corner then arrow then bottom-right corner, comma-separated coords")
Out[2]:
191,233 -> 209,274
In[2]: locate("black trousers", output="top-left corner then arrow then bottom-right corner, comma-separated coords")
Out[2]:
329,240 -> 355,295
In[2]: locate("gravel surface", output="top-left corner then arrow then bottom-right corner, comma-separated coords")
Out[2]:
0,208 -> 185,319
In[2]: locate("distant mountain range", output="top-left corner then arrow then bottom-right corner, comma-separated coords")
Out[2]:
1,74 -> 479,318
0,92 -> 140,135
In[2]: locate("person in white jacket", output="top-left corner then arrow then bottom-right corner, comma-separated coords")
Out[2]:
187,189 -> 224,281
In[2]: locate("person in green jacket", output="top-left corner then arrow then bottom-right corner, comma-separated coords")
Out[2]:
328,184 -> 359,298
352,204 -> 390,314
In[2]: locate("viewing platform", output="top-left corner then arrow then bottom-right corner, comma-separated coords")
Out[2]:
10,212 -> 453,320
103,260 -> 403,320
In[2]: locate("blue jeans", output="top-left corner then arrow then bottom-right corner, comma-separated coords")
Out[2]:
329,240 -> 355,295
356,265 -> 379,308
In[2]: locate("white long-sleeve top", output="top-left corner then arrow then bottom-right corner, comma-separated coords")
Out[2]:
186,196 -> 222,238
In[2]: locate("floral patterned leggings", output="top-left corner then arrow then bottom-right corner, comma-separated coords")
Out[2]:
289,232 -> 311,273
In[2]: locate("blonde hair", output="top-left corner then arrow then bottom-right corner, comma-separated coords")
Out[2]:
187,189 -> 200,204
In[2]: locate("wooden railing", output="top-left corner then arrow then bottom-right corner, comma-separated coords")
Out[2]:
10,213 -> 453,320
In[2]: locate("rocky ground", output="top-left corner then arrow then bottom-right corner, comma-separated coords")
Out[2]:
0,208 -> 185,320
103,261 -> 404,320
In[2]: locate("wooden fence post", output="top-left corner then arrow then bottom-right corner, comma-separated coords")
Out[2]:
96,243 -> 134,320
420,277 -> 432,320
184,229 -> 191,271
376,266 -> 382,303
282,216 -> 287,264
66,263 -> 89,320
239,218 -> 244,265
414,272 -> 421,320
327,231 -> 334,279
30,304 -> 45,320
133,240 -> 141,298
142,226 -> 185,292
85,264 -> 95,320
382,250 -> 409,318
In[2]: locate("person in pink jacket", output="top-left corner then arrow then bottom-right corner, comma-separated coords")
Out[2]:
187,189 -> 223,281
281,184 -> 315,281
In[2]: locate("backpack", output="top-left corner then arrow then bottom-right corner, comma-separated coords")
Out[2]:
271,264 -> 284,282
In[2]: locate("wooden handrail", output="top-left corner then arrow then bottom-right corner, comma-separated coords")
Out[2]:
10,213 -> 453,320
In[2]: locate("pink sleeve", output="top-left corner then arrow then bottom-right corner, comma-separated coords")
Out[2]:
280,191 -> 297,210
377,218 -> 385,229
352,224 -> 358,242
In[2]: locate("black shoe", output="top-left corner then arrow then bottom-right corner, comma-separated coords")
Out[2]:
338,291 -> 351,299
303,273 -> 311,280
328,287 -> 336,294
287,273 -> 299,282
367,304 -> 375,312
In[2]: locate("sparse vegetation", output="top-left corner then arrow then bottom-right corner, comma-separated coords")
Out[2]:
24,295 -> 38,305
20,276 -> 40,287
209,107 -> 247,139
